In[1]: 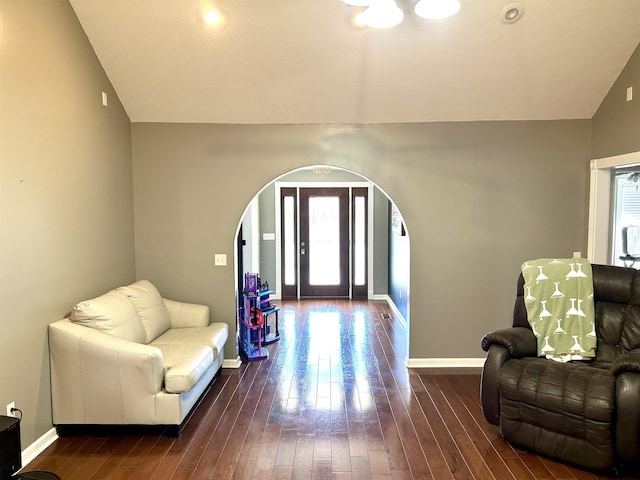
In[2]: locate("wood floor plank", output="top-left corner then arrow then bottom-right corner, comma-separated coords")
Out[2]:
213,360 -> 275,479
536,456 -> 578,480
28,300 -> 640,480
167,370 -> 246,478
274,428 -> 298,468
347,421 -> 368,458
331,432 -> 352,473
188,363 -> 263,479
293,433 -> 315,470
385,390 -> 433,479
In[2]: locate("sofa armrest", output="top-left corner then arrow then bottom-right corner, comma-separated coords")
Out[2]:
163,298 -> 210,328
481,327 -> 537,358
49,319 -> 164,425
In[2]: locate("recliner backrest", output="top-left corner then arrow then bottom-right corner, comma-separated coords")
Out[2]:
512,263 -> 640,365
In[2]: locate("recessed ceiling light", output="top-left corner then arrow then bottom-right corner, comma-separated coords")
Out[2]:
203,9 -> 224,27
500,3 -> 524,24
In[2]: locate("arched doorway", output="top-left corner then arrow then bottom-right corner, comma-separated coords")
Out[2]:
234,165 -> 410,358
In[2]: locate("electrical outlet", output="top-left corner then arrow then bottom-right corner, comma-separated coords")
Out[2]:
214,254 -> 227,266
6,402 -> 15,417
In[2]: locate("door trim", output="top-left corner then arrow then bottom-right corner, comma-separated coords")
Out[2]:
299,187 -> 349,298
279,187 -> 298,299
275,181 -> 373,299
351,187 -> 368,299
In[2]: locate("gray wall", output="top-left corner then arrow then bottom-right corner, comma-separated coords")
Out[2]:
373,189 -> 389,295
258,183 -> 276,289
0,0 -> 135,445
131,121 -> 591,363
592,43 -> 640,158
389,205 -> 409,320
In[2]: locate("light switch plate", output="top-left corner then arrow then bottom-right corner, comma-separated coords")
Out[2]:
214,254 -> 227,266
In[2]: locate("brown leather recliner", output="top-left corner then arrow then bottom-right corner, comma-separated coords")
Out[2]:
481,263 -> 640,473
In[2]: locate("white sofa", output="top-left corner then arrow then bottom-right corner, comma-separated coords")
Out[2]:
48,280 -> 228,436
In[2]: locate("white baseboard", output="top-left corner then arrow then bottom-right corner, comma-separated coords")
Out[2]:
406,358 -> 485,369
373,295 -> 483,370
21,427 -> 58,468
375,294 -> 408,333
223,356 -> 242,369
385,296 -> 408,332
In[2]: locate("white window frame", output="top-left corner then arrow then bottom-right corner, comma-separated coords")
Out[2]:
588,151 -> 640,264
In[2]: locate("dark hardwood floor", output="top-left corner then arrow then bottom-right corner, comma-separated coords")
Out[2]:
27,300 -> 634,479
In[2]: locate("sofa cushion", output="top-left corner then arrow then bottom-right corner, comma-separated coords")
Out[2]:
151,323 -> 228,361
154,344 -> 213,393
70,290 -> 146,344
118,280 -> 171,343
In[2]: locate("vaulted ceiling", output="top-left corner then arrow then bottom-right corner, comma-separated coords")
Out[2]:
69,0 -> 640,124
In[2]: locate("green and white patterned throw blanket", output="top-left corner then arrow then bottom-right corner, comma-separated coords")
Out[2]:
521,258 -> 596,362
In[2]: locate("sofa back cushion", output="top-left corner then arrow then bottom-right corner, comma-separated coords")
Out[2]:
118,280 -> 171,343
70,290 -> 146,343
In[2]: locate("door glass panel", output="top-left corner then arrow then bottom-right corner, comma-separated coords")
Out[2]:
354,196 -> 365,285
283,196 -> 296,285
309,196 -> 340,285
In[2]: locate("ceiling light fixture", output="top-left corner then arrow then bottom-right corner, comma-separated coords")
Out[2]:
414,0 -> 460,19
350,8 -> 369,29
343,0 -> 460,29
312,166 -> 332,175
358,0 -> 404,28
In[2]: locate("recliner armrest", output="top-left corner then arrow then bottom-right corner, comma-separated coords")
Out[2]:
611,350 -> 640,375
615,371 -> 640,465
480,327 -> 536,427
481,327 -> 537,358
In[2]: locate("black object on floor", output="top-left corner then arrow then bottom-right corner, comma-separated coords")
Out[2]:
0,415 -> 21,478
14,472 -> 61,480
